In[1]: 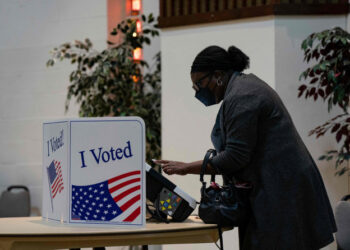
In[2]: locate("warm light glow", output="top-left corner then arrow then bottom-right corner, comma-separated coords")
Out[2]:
132,32 -> 137,37
133,48 -> 142,60
131,0 -> 141,11
136,19 -> 142,33
132,68 -> 141,83
132,75 -> 140,83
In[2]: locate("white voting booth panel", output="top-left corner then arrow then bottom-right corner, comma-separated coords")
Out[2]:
42,117 -> 145,227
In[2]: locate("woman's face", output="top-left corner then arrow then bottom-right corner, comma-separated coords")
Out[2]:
191,71 -> 226,104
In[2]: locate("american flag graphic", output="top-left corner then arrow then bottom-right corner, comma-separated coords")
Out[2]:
47,160 -> 64,199
71,170 -> 141,222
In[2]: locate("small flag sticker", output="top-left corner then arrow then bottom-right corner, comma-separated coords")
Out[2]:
47,160 -> 64,198
46,160 -> 64,212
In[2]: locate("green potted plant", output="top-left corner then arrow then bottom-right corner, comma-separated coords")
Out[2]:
299,26 -> 350,176
46,14 -> 161,163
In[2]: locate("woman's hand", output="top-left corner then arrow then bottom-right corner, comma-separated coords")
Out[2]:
152,159 -> 189,175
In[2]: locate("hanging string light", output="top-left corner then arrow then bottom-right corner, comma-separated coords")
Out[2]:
136,19 -> 142,33
131,0 -> 141,16
130,0 -> 142,62
133,47 -> 142,61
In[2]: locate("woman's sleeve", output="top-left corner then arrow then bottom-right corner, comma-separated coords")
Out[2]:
210,94 -> 261,176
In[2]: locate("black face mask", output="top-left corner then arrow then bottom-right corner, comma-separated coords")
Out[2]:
195,87 -> 216,106
194,73 -> 217,106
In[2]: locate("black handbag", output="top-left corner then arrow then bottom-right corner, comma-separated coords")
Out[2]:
198,149 -> 250,227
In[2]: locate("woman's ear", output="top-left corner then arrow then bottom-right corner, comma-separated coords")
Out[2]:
213,70 -> 224,80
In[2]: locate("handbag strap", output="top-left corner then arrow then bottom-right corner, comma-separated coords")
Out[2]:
200,149 -> 217,183
218,225 -> 224,250
341,194 -> 350,201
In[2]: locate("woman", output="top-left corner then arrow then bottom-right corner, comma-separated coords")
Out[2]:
153,45 -> 337,250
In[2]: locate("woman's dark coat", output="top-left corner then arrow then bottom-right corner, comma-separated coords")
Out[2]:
210,73 -> 337,250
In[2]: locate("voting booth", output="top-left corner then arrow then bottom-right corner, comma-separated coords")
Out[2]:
42,117 -> 145,227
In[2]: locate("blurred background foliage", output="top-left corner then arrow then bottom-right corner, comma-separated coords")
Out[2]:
299,26 -> 350,176
47,14 -> 161,164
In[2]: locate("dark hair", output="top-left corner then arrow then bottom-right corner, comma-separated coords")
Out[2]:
191,45 -> 250,73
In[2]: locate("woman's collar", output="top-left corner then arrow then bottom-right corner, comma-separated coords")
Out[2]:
224,71 -> 241,98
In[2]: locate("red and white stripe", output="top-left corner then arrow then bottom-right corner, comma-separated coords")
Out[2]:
108,170 -> 141,222
52,160 -> 64,198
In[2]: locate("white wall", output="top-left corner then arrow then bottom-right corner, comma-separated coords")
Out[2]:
160,17 -> 275,250
0,0 -> 107,214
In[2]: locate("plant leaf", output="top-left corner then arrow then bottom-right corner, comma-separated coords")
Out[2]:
331,123 -> 341,133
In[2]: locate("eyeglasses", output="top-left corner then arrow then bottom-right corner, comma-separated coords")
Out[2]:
193,73 -> 212,91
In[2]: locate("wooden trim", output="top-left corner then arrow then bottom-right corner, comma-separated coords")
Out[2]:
158,1 -> 350,28
160,0 -> 165,18
159,5 -> 273,28
273,3 -> 350,15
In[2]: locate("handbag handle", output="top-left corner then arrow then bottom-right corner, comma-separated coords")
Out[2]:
200,149 -> 217,184
341,194 -> 350,201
